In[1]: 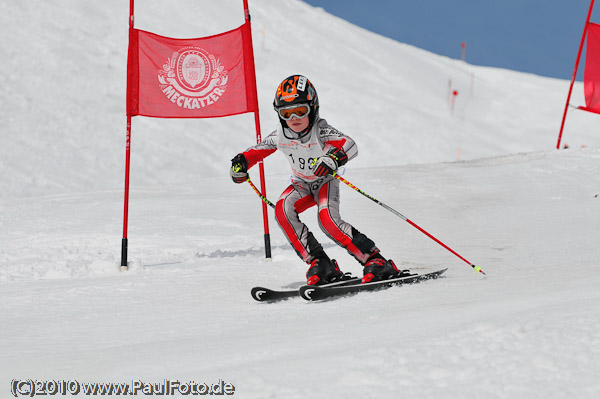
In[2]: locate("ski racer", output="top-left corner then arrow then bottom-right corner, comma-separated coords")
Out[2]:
230,75 -> 410,285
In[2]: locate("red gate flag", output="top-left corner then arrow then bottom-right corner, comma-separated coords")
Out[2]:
127,22 -> 258,118
581,23 -> 600,114
121,0 -> 271,269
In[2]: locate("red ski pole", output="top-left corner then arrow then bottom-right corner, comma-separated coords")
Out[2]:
332,172 -> 485,275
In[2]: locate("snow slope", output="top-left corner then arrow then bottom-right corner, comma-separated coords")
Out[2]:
1,0 -> 599,398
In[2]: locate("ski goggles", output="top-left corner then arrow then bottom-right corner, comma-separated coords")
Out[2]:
277,104 -> 310,120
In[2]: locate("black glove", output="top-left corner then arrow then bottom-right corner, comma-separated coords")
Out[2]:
313,147 -> 348,177
230,153 -> 249,184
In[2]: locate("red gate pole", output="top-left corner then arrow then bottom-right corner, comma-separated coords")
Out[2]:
557,0 -> 596,149
243,0 -> 271,259
121,118 -> 131,271
255,118 -> 272,259
121,0 -> 135,270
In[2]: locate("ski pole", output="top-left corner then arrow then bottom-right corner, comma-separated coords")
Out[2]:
332,172 -> 485,275
232,161 -> 275,208
246,177 -> 275,209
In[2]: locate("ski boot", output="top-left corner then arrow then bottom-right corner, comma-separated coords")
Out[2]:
362,253 -> 410,283
306,256 -> 344,285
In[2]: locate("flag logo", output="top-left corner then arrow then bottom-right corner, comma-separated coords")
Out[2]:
158,47 -> 228,110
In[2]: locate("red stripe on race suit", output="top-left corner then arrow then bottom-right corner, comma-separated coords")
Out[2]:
294,194 -> 317,214
316,183 -> 367,262
243,148 -> 277,169
275,186 -> 310,261
325,138 -> 346,149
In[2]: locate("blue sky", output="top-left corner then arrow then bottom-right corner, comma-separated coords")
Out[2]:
302,0 -> 596,80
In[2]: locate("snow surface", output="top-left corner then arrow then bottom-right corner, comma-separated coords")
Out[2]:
1,0 -> 599,398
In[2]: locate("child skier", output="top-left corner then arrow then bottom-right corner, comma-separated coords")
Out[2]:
230,75 -> 409,285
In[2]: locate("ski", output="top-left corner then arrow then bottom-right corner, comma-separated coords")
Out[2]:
251,275 -> 361,302
251,286 -> 298,302
299,268 -> 448,301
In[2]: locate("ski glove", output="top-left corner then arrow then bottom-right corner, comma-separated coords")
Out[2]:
230,153 -> 249,184
313,147 -> 348,177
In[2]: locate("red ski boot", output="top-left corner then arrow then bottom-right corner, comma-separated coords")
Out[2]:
306,257 -> 344,285
362,254 -> 404,283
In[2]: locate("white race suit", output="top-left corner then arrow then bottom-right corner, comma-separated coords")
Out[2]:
242,118 -> 380,264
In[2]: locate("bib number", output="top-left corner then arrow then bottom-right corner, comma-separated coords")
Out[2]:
289,154 -> 316,170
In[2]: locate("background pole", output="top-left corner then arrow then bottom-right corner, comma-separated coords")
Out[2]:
557,0 -> 596,149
